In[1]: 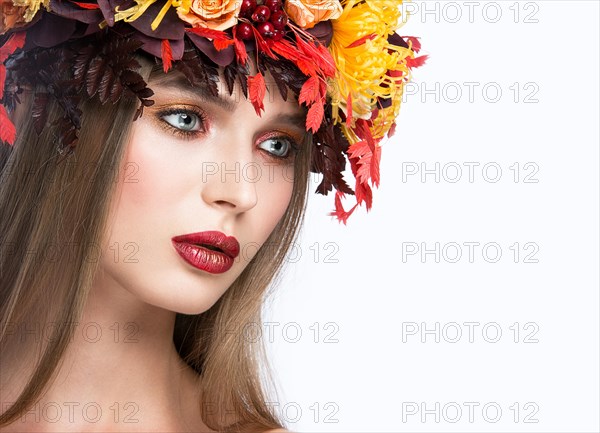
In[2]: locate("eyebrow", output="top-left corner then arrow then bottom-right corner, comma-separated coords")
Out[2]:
152,73 -> 308,133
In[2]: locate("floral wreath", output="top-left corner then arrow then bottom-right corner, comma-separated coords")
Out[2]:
0,0 -> 427,223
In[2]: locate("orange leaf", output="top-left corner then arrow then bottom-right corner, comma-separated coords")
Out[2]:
248,72 -> 266,116
161,39 -> 173,73
298,76 -> 320,106
305,102 -> 324,133
0,105 -> 16,145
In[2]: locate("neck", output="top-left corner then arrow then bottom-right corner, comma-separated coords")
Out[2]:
3,269 -> 210,432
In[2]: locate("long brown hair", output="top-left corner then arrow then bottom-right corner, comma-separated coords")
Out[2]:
0,55 -> 312,432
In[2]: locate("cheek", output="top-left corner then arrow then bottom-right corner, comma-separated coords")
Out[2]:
251,162 -> 295,241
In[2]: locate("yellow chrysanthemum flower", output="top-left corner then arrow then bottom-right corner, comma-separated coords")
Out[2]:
329,0 -> 413,140
11,0 -> 50,22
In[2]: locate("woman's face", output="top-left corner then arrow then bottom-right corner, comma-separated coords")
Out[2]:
95,71 -> 306,314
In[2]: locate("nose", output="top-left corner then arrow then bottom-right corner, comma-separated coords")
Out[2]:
200,156 -> 259,214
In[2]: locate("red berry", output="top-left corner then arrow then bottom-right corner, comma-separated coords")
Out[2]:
270,10 -> 287,30
256,21 -> 275,38
240,0 -> 256,17
251,5 -> 271,22
264,0 -> 281,11
271,29 -> 284,41
236,23 -> 254,40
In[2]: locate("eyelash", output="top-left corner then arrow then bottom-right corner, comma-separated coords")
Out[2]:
156,107 -> 301,163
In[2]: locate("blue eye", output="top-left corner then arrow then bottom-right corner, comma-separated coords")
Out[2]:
161,111 -> 201,132
259,137 -> 292,158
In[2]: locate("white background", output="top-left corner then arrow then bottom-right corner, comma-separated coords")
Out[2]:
264,1 -> 600,431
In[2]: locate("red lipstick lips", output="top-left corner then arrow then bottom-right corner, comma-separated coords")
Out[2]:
171,231 -> 240,274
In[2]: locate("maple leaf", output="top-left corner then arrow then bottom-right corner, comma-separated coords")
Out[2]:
248,72 -> 266,116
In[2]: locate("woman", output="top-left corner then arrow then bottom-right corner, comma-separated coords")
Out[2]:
0,0 -> 425,430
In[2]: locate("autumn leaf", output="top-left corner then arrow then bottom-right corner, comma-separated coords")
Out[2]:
346,33 -> 376,49
70,1 -> 101,8
0,31 -> 26,63
0,105 -> 16,145
345,92 -> 353,127
306,102 -> 324,133
406,54 -> 429,69
403,36 -> 422,53
161,39 -> 173,73
328,191 -> 358,225
248,72 -> 266,116
298,76 -> 320,106
185,27 -> 232,41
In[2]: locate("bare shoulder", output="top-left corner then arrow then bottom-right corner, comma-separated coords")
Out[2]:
263,429 -> 291,433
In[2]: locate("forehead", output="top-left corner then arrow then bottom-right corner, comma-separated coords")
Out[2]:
149,69 -> 306,118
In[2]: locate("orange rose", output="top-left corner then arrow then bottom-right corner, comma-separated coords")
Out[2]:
284,0 -> 342,29
177,0 -> 241,31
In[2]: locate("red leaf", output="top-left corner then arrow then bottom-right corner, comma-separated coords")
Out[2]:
0,31 -> 26,62
354,180 -> 373,210
0,105 -> 16,145
214,38 -> 235,51
161,39 -> 173,73
185,27 -> 232,41
295,59 -> 316,76
248,72 -> 266,116
298,76 -> 320,106
370,144 -> 381,187
346,33 -> 376,49
345,92 -> 353,126
306,102 -> 324,133
269,39 -> 301,61
387,121 -> 397,138
316,44 -> 336,77
403,36 -> 422,53
0,65 -> 5,100
328,191 -> 359,225
233,35 -> 248,64
348,139 -> 380,187
406,54 -> 428,69
354,118 -> 375,152
250,26 -> 276,58
69,1 -> 100,8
